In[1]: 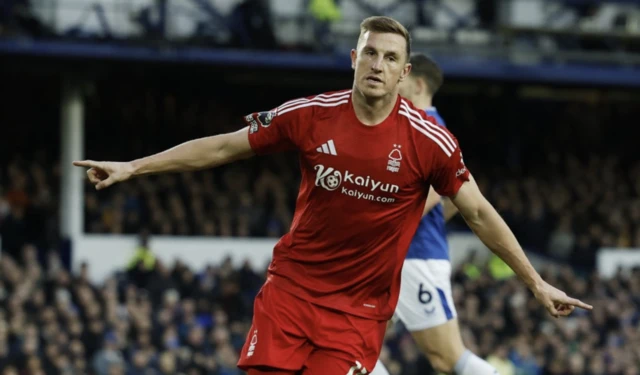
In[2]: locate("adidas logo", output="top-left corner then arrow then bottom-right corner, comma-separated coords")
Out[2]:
316,140 -> 338,155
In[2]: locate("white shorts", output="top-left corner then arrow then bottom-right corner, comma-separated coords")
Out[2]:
394,259 -> 457,331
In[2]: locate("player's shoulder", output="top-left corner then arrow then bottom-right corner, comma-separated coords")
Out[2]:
397,97 -> 458,158
275,89 -> 351,118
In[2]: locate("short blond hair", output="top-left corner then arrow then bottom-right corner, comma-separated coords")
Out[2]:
359,16 -> 411,59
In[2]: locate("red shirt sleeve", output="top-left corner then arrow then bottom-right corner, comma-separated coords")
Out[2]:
430,137 -> 470,197
243,103 -> 303,155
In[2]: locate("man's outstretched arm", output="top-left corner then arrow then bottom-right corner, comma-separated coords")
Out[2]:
74,127 -> 253,190
450,174 -> 592,317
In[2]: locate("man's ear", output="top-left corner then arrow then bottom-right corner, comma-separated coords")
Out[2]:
350,49 -> 357,70
399,63 -> 412,82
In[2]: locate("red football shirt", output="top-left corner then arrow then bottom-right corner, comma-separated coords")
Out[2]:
243,89 -> 470,320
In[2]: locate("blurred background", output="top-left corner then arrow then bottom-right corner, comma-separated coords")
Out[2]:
1,0 -> 640,374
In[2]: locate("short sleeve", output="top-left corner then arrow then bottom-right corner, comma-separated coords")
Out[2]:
430,140 -> 470,197
243,103 -> 302,155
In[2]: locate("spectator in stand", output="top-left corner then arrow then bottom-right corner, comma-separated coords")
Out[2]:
3,80 -> 640,267
2,246 -> 639,375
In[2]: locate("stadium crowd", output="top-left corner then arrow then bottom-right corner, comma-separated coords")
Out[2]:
2,76 -> 640,374
0,241 -> 638,375
2,80 -> 640,271
2,1 -> 640,373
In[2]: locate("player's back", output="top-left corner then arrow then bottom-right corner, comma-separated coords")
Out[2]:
244,91 -> 468,320
406,107 -> 450,262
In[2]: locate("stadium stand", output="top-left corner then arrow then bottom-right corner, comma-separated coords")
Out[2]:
1,243 -> 639,375
2,76 -> 640,374
2,1 -> 640,374
3,76 -> 639,269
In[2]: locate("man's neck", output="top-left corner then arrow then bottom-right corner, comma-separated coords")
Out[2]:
412,95 -> 433,111
351,88 -> 398,126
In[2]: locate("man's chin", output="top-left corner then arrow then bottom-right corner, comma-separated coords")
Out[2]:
357,85 -> 388,99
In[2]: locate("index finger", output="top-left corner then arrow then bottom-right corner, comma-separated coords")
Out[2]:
73,160 -> 100,168
564,296 -> 593,310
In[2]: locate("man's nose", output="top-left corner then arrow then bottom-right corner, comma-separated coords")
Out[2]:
371,56 -> 383,72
